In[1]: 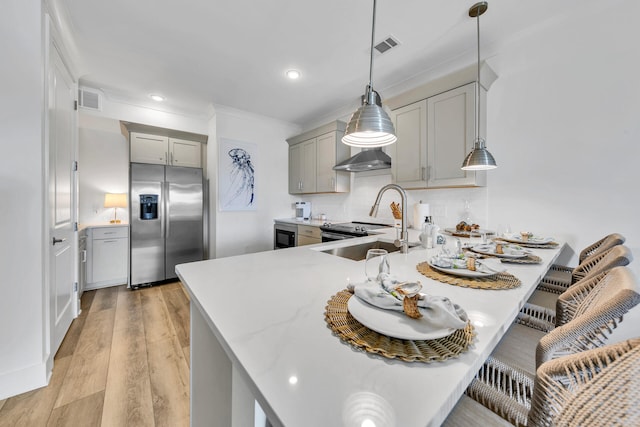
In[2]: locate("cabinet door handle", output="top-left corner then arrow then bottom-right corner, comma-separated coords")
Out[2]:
81,250 -> 87,263
421,167 -> 426,181
165,152 -> 169,164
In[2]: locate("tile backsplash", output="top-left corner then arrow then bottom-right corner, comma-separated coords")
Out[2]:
296,172 -> 488,230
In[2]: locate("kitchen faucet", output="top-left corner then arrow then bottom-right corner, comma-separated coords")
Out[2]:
369,184 -> 409,253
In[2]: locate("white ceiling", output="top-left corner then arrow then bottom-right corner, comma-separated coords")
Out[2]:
49,0 -> 587,127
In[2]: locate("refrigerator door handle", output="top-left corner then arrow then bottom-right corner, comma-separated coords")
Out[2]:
160,180 -> 166,238
165,181 -> 171,238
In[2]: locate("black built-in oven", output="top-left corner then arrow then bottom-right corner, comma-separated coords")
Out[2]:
274,223 -> 297,249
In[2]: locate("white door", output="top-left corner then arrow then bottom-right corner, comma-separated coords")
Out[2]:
48,40 -> 76,355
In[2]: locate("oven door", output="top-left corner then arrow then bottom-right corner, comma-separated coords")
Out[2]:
321,231 -> 357,243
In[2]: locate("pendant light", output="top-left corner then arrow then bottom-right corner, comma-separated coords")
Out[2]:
461,2 -> 497,170
342,0 -> 397,147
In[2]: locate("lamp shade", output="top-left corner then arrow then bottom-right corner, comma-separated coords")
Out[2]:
104,193 -> 128,208
342,103 -> 397,147
461,138 -> 497,170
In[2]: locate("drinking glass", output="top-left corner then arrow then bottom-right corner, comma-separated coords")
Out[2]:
365,249 -> 389,281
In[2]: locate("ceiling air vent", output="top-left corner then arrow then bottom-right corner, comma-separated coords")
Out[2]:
374,35 -> 400,55
78,87 -> 102,111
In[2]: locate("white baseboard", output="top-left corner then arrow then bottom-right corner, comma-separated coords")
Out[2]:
0,360 -> 50,400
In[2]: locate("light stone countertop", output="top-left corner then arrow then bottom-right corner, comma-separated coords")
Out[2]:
177,228 -> 563,426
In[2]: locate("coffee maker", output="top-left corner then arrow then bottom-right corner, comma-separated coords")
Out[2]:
295,201 -> 311,220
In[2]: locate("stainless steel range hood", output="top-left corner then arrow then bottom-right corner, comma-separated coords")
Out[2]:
333,148 -> 391,172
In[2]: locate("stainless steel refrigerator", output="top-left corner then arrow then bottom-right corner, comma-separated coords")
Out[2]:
130,163 -> 204,287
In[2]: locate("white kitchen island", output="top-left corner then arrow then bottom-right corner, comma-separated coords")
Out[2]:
176,231 -> 563,427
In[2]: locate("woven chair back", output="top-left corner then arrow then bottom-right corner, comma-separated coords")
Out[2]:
578,232 -> 625,263
571,245 -> 633,283
556,266 -> 635,326
536,267 -> 640,366
529,338 -> 640,427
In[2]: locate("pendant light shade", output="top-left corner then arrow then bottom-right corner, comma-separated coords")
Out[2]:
461,1 -> 497,171
342,0 -> 397,147
461,137 -> 497,170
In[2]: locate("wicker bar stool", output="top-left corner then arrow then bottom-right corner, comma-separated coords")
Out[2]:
525,244 -> 633,317
528,338 -> 640,426
444,338 -> 640,426
536,243 -> 631,295
462,267 -> 640,426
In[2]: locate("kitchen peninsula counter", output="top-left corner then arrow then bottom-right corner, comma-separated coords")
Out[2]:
176,231 -> 563,426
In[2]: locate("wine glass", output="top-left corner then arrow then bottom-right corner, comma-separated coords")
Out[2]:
365,249 -> 389,282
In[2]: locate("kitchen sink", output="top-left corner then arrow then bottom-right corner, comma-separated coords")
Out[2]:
320,240 -> 418,261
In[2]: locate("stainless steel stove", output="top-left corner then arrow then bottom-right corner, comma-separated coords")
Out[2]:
319,221 -> 391,242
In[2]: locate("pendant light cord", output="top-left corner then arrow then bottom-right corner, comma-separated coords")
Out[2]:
476,5 -> 481,145
367,0 -> 377,100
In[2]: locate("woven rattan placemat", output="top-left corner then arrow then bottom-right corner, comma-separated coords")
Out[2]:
324,290 -> 475,363
416,262 -> 522,290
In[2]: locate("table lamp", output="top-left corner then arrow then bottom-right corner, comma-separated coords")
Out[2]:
104,193 -> 128,223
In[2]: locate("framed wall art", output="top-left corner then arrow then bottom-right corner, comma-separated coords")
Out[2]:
218,138 -> 257,211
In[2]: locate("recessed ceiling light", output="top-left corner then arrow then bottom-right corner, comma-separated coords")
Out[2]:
150,94 -> 165,102
285,69 -> 301,80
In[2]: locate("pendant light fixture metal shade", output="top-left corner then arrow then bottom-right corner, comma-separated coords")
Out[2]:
461,1 -> 497,171
461,137 -> 497,170
342,0 -> 397,147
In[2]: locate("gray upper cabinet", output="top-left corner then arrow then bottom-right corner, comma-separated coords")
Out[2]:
131,132 -> 202,168
390,99 -> 428,188
389,82 -> 485,189
287,121 -> 350,194
426,83 -> 484,187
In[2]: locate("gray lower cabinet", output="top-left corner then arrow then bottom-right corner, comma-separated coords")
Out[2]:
86,225 -> 129,290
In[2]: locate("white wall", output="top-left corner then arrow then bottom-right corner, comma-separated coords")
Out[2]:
0,1 -> 48,399
210,106 -> 299,258
485,0 -> 640,273
78,115 -> 129,225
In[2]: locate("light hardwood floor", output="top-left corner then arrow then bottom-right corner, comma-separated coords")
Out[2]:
0,282 -> 190,427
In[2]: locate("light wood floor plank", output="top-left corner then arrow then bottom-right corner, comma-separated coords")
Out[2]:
47,391 -> 104,427
183,346 -> 190,368
161,285 -> 190,349
89,286 -> 119,313
101,286 -> 155,427
54,304 -> 115,408
0,356 -> 72,426
146,337 -> 190,427
140,287 -> 175,344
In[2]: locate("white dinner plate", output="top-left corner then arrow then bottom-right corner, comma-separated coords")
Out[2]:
500,235 -> 555,245
470,244 -> 527,259
427,260 -> 496,278
347,296 -> 456,340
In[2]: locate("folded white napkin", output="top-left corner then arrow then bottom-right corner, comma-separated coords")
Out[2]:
430,254 -> 506,274
475,243 -> 526,256
349,273 -> 468,330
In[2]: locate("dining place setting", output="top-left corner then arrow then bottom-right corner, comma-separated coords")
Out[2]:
324,247 -> 475,363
